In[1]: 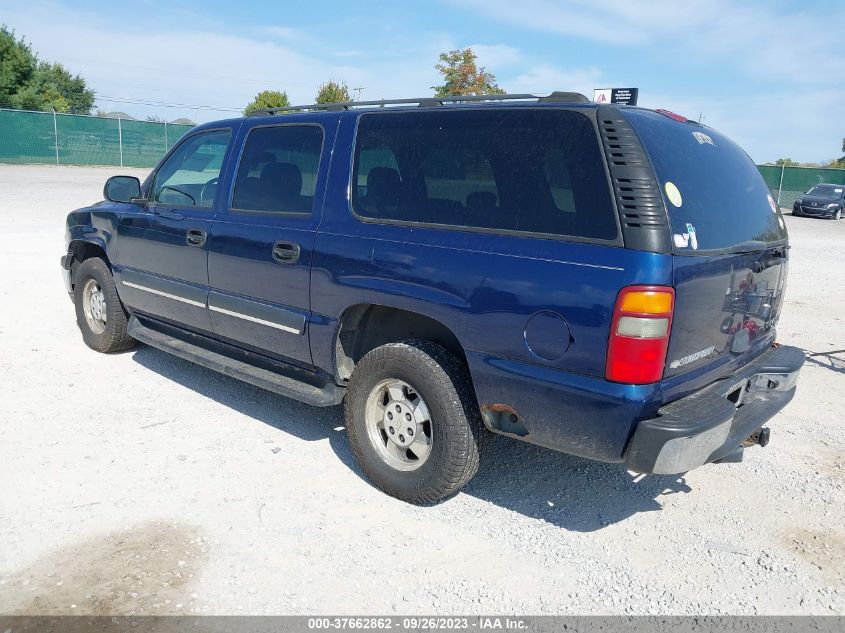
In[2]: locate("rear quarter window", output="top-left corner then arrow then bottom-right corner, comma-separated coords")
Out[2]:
623,109 -> 786,252
351,108 -> 618,241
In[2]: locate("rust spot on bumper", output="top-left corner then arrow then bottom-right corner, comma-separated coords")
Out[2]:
481,403 -> 528,437
482,403 -> 519,416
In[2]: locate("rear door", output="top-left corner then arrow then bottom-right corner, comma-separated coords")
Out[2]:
116,127 -> 235,334
623,109 -> 790,379
207,116 -> 338,367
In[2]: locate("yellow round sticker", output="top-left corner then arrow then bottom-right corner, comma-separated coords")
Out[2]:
665,181 -> 683,207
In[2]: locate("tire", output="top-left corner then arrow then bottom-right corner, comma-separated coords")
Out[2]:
344,339 -> 487,504
73,257 -> 136,353
835,209 -> 842,220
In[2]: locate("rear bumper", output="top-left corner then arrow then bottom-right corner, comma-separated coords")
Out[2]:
624,344 -> 804,474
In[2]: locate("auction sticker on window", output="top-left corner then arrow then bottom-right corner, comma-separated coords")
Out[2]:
692,131 -> 715,146
768,193 -> 777,213
665,181 -> 683,207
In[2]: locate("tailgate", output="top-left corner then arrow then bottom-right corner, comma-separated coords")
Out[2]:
621,108 -> 790,379
667,246 -> 788,377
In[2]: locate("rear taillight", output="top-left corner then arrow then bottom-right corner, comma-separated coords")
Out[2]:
606,285 -> 675,384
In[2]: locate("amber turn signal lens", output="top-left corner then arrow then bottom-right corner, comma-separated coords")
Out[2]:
618,291 -> 673,315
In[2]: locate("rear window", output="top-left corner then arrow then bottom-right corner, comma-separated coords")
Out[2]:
624,109 -> 787,253
351,109 -> 618,241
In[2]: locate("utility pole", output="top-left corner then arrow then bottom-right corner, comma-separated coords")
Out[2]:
353,87 -> 364,102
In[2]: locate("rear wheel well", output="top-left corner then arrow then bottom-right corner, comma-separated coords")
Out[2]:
335,305 -> 467,382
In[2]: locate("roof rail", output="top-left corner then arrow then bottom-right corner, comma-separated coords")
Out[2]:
248,91 -> 590,116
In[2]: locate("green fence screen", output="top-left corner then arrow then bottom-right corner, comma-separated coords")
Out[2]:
758,164 -> 845,210
3,107 -> 845,205
0,108 -> 194,168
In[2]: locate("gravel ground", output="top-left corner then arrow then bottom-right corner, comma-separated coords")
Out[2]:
0,164 -> 842,616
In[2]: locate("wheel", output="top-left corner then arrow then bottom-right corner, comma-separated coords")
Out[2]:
835,209 -> 842,220
344,340 -> 486,504
73,257 -> 136,353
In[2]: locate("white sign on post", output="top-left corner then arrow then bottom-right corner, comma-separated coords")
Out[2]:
593,88 -> 639,105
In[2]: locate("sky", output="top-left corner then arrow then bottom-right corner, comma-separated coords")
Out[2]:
1,0 -> 843,163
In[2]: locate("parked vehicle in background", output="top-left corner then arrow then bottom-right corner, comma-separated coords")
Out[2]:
792,183 -> 845,219
60,93 -> 803,504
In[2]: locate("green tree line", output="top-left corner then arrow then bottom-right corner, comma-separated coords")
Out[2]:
0,25 -> 94,114
242,47 -> 504,114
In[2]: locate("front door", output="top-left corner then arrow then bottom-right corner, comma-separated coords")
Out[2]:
207,119 -> 336,367
116,128 -> 235,334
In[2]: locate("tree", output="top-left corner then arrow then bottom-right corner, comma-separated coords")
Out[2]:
11,62 -> 94,114
0,27 -> 94,114
774,158 -> 799,167
432,48 -> 505,97
244,90 -> 290,115
315,80 -> 350,104
0,25 -> 36,107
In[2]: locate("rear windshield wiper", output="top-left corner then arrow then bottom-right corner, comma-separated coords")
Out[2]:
722,239 -> 788,255
675,239 -> 788,257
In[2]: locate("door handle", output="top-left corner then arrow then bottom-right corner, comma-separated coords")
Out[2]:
272,241 -> 300,264
186,229 -> 207,247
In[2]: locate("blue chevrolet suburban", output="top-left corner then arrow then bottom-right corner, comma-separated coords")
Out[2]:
61,92 -> 804,504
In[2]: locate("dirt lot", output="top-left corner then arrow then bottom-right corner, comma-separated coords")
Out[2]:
0,165 -> 843,615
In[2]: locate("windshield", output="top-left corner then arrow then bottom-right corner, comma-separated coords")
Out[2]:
623,109 -> 787,253
807,185 -> 842,198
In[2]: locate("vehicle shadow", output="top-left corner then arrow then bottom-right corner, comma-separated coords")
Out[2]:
131,345 -> 691,532
131,345 -> 343,443
802,348 -> 845,375
459,439 -> 692,531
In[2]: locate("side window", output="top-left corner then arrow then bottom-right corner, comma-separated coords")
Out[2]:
354,148 -> 401,215
544,145 -> 575,213
422,148 -> 497,213
152,130 -> 231,208
232,125 -> 324,215
351,109 -> 617,240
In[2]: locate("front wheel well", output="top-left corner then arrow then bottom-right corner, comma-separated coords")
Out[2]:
335,304 -> 467,382
68,241 -> 110,291
69,240 -> 109,267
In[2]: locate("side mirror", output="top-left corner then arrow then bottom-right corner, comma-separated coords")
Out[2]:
104,175 -> 141,203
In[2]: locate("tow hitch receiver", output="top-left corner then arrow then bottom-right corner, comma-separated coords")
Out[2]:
742,427 -> 771,448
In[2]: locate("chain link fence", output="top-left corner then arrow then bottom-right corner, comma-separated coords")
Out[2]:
0,108 -> 194,168
758,164 -> 845,210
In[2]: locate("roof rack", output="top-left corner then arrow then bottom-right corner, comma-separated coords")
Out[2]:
249,91 -> 590,116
